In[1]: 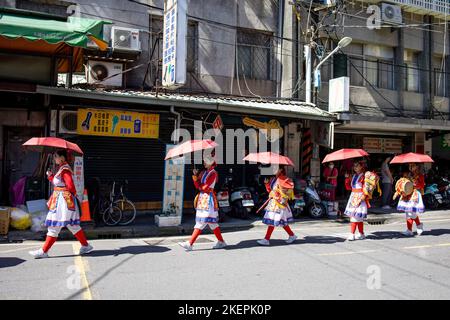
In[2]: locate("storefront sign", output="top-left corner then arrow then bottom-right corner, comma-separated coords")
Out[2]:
312,121 -> 334,149
162,144 -> 185,216
162,0 -> 187,88
77,108 -> 159,139
442,134 -> 450,149
363,137 -> 402,153
213,115 -> 224,131
73,156 -> 84,203
242,117 -> 284,142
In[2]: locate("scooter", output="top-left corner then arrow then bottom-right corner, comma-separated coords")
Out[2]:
302,178 -> 327,218
424,177 -> 450,209
227,169 -> 255,219
290,178 -> 307,218
216,169 -> 233,222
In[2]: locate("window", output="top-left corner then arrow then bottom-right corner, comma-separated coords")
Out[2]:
364,45 -> 395,90
341,43 -> 364,86
404,51 -> 420,92
378,60 -> 395,90
236,29 -> 272,80
434,68 -> 448,97
186,21 -> 198,73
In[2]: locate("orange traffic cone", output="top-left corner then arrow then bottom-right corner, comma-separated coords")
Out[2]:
80,189 -> 92,222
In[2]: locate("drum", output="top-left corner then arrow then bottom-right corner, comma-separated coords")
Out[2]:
395,178 -> 414,197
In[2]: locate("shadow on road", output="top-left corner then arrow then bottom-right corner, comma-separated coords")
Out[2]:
420,229 -> 450,237
51,245 -> 171,259
368,231 -> 405,240
0,257 -> 26,268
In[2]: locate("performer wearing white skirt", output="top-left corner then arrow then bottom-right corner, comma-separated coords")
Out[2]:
179,157 -> 226,251
257,177 -> 297,246
29,150 -> 93,259
344,160 -> 378,241
394,163 -> 425,236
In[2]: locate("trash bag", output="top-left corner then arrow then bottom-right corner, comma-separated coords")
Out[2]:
31,212 -> 47,233
10,207 -> 32,230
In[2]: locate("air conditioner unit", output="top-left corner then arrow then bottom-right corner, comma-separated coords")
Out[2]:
86,60 -> 124,87
59,111 -> 78,134
111,26 -> 141,52
381,3 -> 402,25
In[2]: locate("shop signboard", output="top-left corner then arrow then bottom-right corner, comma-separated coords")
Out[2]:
77,108 -> 159,139
383,138 -> 402,153
162,0 -> 187,88
442,134 -> 450,149
363,137 -> 382,153
162,144 -> 185,216
73,156 -> 84,203
312,121 -> 334,149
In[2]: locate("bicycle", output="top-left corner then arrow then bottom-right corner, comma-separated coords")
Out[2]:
93,180 -> 123,226
114,180 -> 137,226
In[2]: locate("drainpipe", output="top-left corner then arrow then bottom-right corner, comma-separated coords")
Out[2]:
170,106 -> 181,143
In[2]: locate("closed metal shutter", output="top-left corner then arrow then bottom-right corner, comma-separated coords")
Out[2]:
71,114 -> 173,202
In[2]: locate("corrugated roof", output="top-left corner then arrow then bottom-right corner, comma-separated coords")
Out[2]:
36,86 -> 336,121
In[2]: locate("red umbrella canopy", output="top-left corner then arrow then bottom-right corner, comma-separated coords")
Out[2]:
243,152 -> 295,166
322,148 -> 369,163
164,139 -> 218,160
390,152 -> 434,164
22,137 -> 84,155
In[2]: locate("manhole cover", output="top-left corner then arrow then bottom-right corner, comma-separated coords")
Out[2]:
98,233 -> 122,239
367,219 -> 386,225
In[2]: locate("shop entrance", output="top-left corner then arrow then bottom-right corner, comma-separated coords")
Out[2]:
1,126 -> 44,205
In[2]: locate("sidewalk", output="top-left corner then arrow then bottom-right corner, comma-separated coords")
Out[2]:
4,206 -> 442,242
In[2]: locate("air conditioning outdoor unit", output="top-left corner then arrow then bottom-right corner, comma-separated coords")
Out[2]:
86,60 -> 124,87
59,111 -> 78,134
381,3 -> 402,25
111,26 -> 141,52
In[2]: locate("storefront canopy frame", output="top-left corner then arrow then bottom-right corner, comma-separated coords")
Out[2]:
35,86 -> 336,122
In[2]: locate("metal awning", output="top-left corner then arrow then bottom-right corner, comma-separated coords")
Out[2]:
35,86 -> 336,122
0,8 -> 110,49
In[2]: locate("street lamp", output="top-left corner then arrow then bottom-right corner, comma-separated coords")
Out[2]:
305,37 -> 352,104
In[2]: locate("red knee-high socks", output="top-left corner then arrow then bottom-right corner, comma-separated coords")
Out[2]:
42,236 -> 57,253
265,226 -> 275,240
74,230 -> 89,246
213,227 -> 224,242
189,228 -> 202,245
283,225 -> 294,236
350,222 -> 364,234
407,217 -> 421,231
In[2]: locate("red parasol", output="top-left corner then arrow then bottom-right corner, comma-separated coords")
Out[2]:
164,139 -> 218,160
390,152 -> 434,164
242,152 -> 295,166
22,137 -> 84,155
322,148 -> 369,163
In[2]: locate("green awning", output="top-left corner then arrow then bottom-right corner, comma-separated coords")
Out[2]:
0,11 -> 111,49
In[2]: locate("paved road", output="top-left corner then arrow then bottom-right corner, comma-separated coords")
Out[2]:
1,211 -> 450,300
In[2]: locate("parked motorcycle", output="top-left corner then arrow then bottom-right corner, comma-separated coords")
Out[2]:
301,178 -> 327,218
424,177 -> 450,209
216,169 -> 234,222
222,168 -> 255,219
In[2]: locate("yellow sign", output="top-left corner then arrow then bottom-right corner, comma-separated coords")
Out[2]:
242,117 -> 284,142
77,108 -> 159,139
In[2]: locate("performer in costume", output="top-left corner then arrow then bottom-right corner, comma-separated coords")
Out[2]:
344,160 -> 379,241
264,167 -> 287,193
178,157 -> 227,251
257,177 -> 298,246
29,150 -> 93,259
393,163 -> 425,236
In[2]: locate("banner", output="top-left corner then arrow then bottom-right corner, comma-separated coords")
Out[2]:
77,108 -> 159,139
73,156 -> 84,203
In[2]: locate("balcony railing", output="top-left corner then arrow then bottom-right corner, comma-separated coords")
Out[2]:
359,0 -> 450,19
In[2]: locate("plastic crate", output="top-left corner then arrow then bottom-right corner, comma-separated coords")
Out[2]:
0,207 -> 11,235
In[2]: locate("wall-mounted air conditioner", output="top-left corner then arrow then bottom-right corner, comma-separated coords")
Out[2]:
86,60 -> 124,87
111,26 -> 141,52
59,111 -> 78,134
381,3 -> 402,25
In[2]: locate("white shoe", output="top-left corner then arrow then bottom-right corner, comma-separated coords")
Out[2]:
212,241 -> 227,249
257,239 -> 270,246
356,233 -> 366,240
416,224 -> 424,236
347,234 -> 356,241
178,241 -> 193,251
79,244 -> 93,255
29,248 -> 49,259
286,235 -> 298,244
382,206 -> 391,209
402,230 -> 414,237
